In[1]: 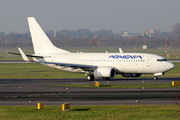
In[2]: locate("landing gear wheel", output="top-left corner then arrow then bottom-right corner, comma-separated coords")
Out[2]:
154,76 -> 158,80
86,75 -> 94,81
91,75 -> 94,80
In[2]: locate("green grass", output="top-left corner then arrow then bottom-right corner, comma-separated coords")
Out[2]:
0,63 -> 85,79
49,83 -> 180,89
0,62 -> 180,79
0,50 -> 34,61
0,105 -> 179,120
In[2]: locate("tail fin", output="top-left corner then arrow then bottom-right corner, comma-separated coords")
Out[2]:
27,17 -> 70,55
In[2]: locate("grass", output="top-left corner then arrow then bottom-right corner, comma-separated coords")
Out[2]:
0,105 -> 179,120
0,63 -> 85,79
0,62 -> 180,79
0,50 -> 34,61
49,83 -> 180,89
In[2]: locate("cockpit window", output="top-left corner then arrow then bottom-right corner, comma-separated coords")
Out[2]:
157,59 -> 167,62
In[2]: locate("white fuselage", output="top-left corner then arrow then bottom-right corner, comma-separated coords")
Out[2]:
35,52 -> 174,74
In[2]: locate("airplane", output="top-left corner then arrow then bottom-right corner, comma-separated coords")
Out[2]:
8,17 -> 175,81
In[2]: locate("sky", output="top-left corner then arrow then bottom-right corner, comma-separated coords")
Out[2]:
0,0 -> 180,34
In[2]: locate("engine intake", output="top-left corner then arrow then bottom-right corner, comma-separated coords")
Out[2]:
94,67 -> 116,78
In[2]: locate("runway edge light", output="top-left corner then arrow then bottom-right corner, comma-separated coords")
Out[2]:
37,103 -> 44,110
94,81 -> 99,87
62,102 -> 70,111
172,81 -> 180,86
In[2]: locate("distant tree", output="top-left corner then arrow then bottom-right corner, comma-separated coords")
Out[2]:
88,39 -> 94,46
87,34 -> 92,39
0,37 -> 5,47
171,22 -> 180,38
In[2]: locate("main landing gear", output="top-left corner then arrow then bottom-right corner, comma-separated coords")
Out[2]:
154,76 -> 158,80
86,74 -> 94,81
103,77 -> 110,80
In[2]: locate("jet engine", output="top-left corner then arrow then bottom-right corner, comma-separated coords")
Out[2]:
94,67 -> 116,78
121,73 -> 141,77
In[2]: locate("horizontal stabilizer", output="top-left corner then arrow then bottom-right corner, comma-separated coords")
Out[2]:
8,51 -> 44,59
8,52 -> 43,58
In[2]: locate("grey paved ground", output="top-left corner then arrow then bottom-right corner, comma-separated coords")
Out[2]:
0,78 -> 180,106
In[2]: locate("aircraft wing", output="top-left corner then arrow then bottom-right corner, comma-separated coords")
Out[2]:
36,61 -> 96,71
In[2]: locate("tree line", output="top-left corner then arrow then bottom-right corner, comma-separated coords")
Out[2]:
0,31 -> 179,49
1,20 -> 180,49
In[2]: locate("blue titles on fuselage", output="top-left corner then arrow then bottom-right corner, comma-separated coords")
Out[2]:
109,55 -> 143,59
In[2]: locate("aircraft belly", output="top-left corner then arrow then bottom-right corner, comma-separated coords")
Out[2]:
45,64 -> 57,68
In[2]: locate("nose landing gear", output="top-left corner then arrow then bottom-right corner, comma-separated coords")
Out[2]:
154,76 -> 158,80
86,75 -> 94,81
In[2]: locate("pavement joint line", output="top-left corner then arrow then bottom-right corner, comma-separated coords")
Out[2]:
11,96 -> 18,98
35,94 -> 41,96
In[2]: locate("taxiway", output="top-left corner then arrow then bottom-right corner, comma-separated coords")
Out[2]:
0,78 -> 180,106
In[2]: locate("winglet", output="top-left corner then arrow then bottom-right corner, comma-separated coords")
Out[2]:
18,48 -> 30,62
119,48 -> 123,53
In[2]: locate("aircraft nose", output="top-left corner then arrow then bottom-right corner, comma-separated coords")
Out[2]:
166,62 -> 175,70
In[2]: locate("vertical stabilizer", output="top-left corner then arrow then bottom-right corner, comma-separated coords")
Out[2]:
27,17 -> 70,54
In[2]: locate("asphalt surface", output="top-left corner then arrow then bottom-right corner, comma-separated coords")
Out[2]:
0,78 -> 180,106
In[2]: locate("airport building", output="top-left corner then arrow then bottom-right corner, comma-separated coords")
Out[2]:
121,29 -> 161,38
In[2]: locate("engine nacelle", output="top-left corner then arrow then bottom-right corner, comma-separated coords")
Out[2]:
94,67 -> 116,78
121,73 -> 141,77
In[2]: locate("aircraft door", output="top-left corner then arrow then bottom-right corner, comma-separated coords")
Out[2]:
146,58 -> 151,67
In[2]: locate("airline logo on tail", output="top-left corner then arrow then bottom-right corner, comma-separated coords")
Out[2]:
109,55 -> 143,59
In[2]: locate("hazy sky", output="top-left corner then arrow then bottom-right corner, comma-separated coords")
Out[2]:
0,0 -> 180,34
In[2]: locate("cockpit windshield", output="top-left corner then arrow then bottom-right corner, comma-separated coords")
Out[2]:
157,59 -> 167,62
